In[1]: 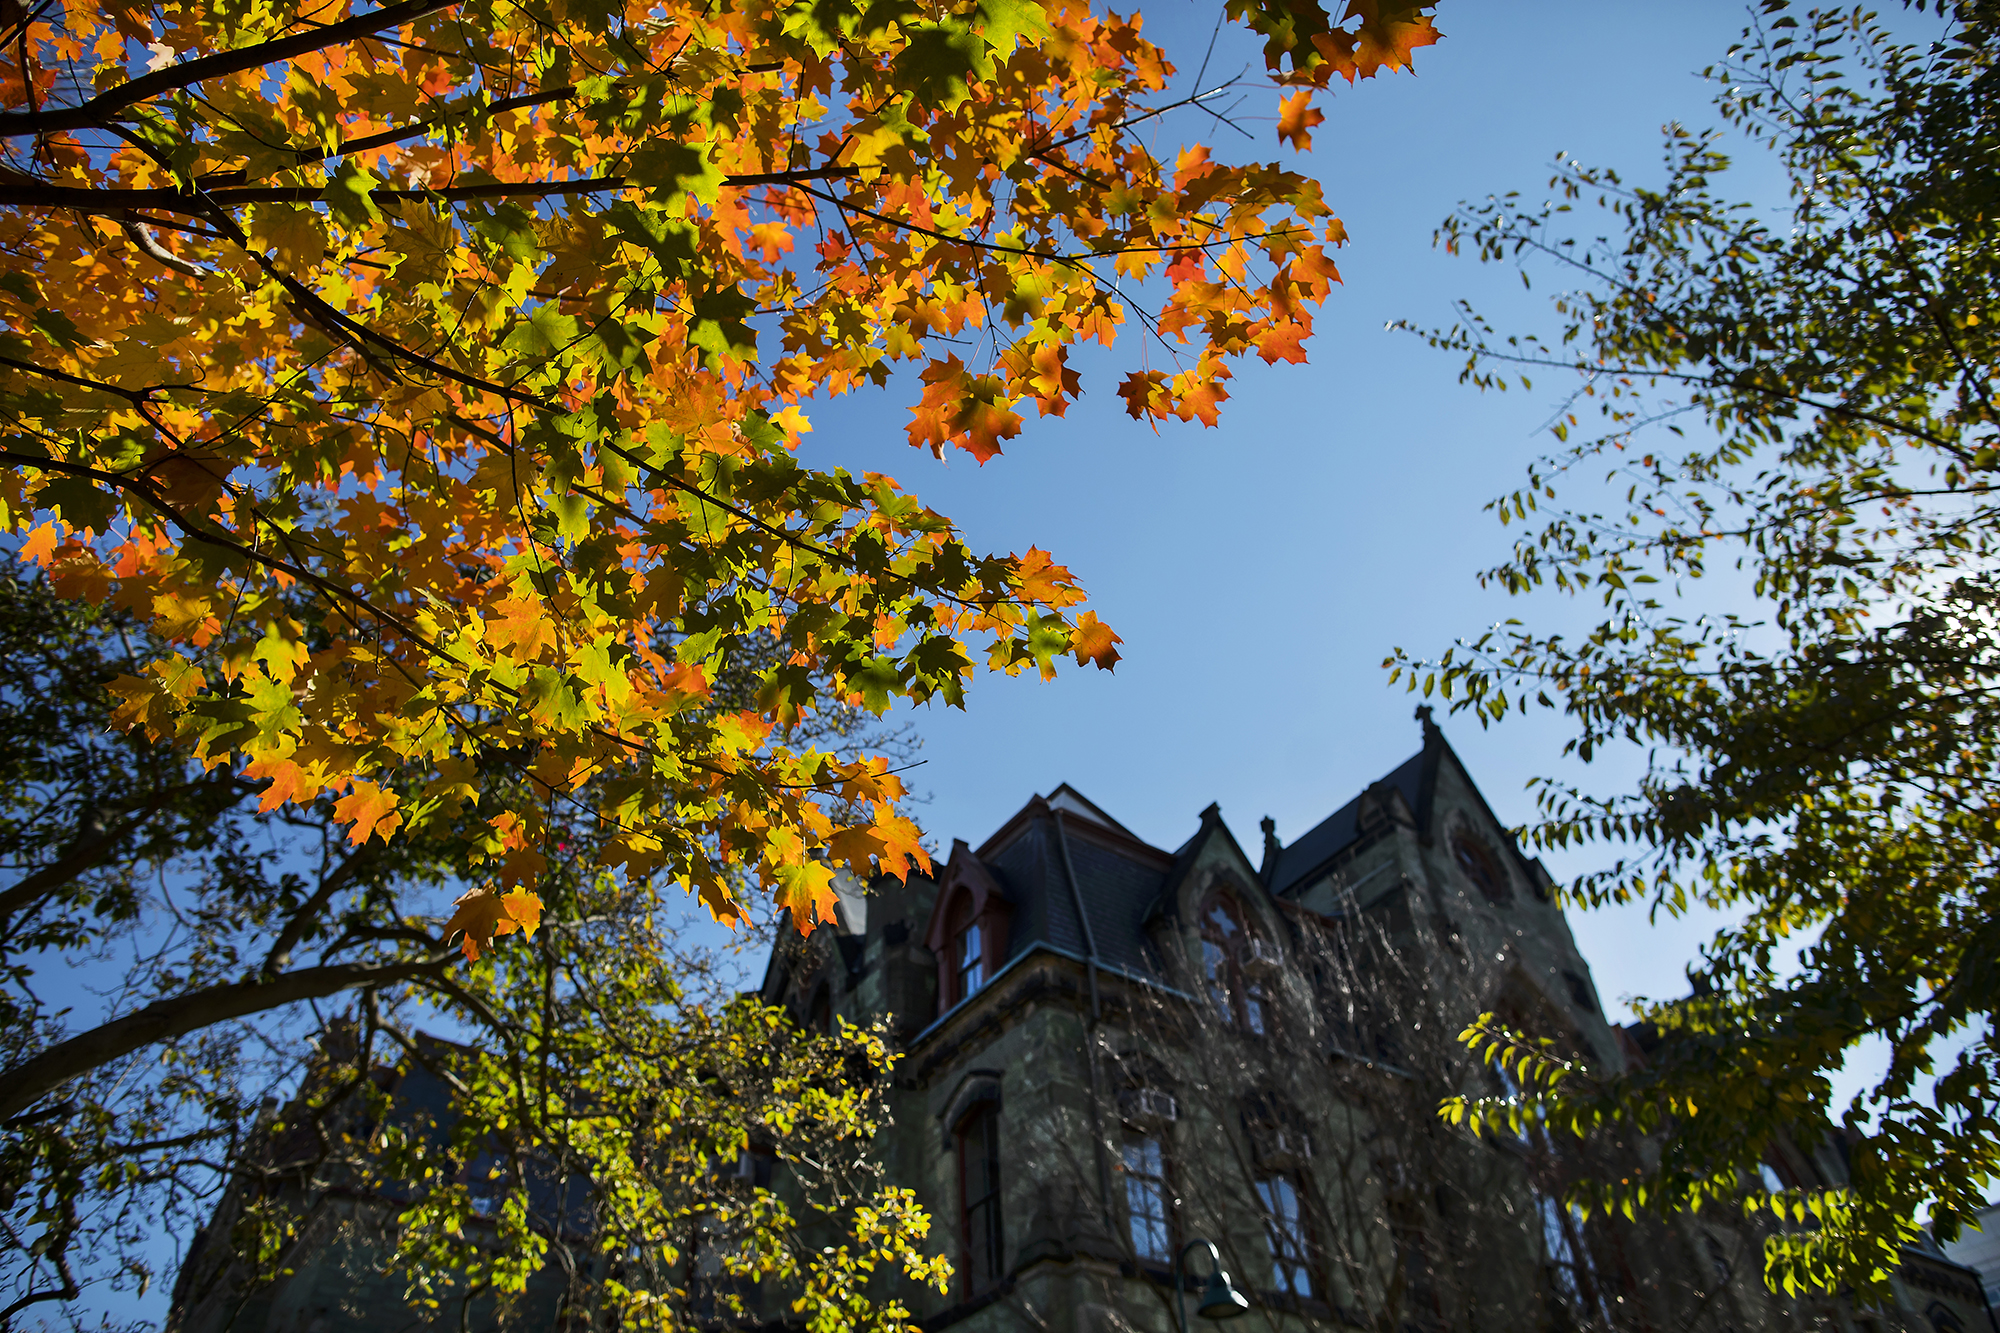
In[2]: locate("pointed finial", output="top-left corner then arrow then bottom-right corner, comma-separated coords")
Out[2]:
1259,816 -> 1281,878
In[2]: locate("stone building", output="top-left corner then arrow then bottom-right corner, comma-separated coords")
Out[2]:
168,717 -> 1996,1332
758,713 -> 1997,1333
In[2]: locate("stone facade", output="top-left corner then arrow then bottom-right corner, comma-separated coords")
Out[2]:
168,719 -> 1997,1333
759,716 -> 1998,1333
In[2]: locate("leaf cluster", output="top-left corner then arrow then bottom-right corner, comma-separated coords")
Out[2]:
0,0 -> 1421,936
1395,0 -> 2000,1300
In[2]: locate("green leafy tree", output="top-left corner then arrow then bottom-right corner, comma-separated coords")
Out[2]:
0,567 -> 935,1327
1398,0 -> 2000,1302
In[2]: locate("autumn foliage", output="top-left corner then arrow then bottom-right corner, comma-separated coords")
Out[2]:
0,0 -> 1438,948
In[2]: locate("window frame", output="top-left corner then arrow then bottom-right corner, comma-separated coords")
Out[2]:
957,1101 -> 1004,1295
923,854 -> 1012,1018
1118,1129 -> 1175,1266
1253,1171 -> 1316,1300
951,896 -> 985,1003
1451,830 -> 1511,904
1198,890 -> 1267,1035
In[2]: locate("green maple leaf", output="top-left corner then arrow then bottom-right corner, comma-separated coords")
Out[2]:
503,306 -> 581,359
973,0 -> 1049,59
522,667 -> 591,730
892,20 -> 985,110
627,140 -> 725,212
688,286 -> 757,367
322,160 -> 382,229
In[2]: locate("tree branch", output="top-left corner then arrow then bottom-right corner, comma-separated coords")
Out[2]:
0,0 -> 461,139
0,773 -> 254,932
260,842 -> 380,976
0,165 -> 862,213
193,85 -> 581,186
0,955 -> 454,1121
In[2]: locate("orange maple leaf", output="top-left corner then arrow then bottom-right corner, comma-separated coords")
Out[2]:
774,859 -> 838,927
1011,548 -> 1081,607
1069,610 -> 1123,670
1314,0 -> 1440,83
488,595 -> 560,660
908,357 -> 1023,462
245,755 -> 315,812
827,824 -> 886,876
1277,90 -> 1325,151
442,887 -> 545,961
332,781 -> 402,846
869,811 -> 930,881
1255,320 -> 1311,365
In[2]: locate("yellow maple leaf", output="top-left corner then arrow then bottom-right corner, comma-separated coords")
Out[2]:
245,203 -> 327,274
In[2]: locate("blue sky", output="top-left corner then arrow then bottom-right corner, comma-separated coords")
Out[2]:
77,3 -> 1966,1324
786,0 -> 1819,1026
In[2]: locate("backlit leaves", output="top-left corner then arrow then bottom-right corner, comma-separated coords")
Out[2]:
1400,2 -> 2000,1301
0,0 -> 1430,950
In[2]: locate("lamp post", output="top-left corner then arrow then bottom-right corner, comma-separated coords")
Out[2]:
1174,1237 -> 1250,1333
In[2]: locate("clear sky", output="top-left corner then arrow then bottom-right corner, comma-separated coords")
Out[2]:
89,3 -> 1960,1325
786,0 -> 1821,1026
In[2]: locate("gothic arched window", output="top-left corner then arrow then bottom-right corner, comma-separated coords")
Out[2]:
924,855 -> 1012,1018
957,1101 -> 1004,1293
1452,831 -> 1511,904
1199,891 -> 1266,1035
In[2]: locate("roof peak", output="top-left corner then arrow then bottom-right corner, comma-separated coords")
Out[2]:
1041,783 -> 1135,837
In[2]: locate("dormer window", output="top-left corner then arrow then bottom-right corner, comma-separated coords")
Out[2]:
954,903 -> 985,1001
924,846 -> 1012,1017
1199,891 -> 1267,1035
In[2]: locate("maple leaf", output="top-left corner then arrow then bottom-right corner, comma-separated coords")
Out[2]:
1255,320 -> 1311,364
773,858 -> 839,927
244,754 -> 316,812
442,887 -> 545,961
1069,610 -> 1123,669
868,811 -> 930,880
1277,90 -> 1324,151
332,781 -> 402,846
1346,0 -> 1441,76
1313,0 -> 1440,82
827,824 -> 887,876
104,674 -> 165,733
908,358 -> 1024,461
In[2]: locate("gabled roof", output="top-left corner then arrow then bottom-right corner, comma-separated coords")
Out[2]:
1264,747 -> 1429,898
1042,782 -> 1136,838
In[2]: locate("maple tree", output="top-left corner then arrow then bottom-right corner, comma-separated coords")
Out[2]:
1398,0 -> 1999,1303
0,0 -> 1438,959
0,0 -> 1448,1318
0,567 -> 935,1322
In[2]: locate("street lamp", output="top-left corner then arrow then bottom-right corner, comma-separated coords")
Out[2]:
1174,1237 -> 1249,1333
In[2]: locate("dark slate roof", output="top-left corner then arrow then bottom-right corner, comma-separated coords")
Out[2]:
1065,828 -> 1176,976
1264,747 -> 1428,898
974,792 -> 1175,980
